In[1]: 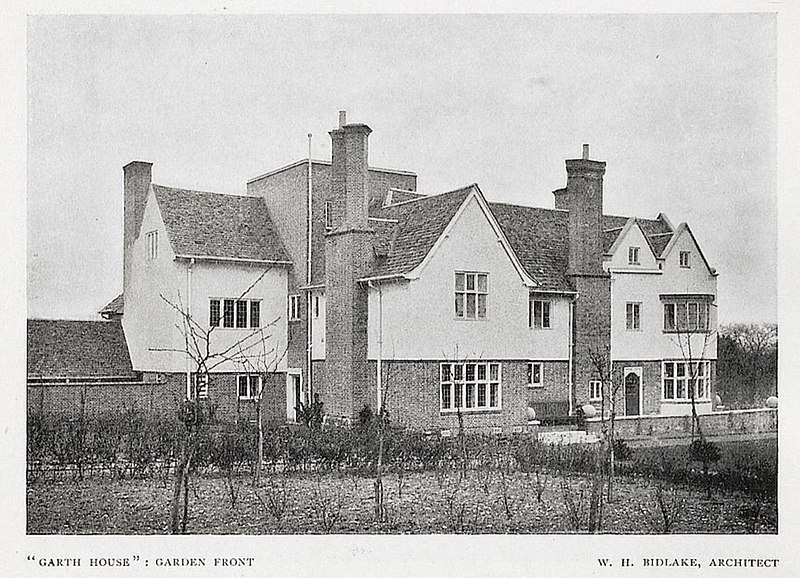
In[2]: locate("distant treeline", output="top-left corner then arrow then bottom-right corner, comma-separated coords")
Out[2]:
716,323 -> 777,409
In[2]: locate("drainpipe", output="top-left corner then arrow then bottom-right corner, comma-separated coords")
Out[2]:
567,298 -> 574,415
306,133 -> 313,403
185,257 -> 195,399
368,281 -> 383,411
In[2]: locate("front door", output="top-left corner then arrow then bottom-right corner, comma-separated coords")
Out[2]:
624,370 -> 641,416
286,372 -> 302,422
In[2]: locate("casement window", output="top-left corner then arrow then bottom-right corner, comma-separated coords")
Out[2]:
145,231 -> 158,260
589,380 -> 602,402
237,374 -> 261,400
529,299 -> 551,329
210,298 -> 261,329
454,272 -> 488,319
289,294 -> 301,321
324,201 -> 333,232
440,362 -> 501,412
626,302 -> 641,331
527,362 -> 543,388
628,246 -> 640,265
679,251 -> 691,268
192,373 -> 209,399
663,301 -> 709,332
662,360 -> 710,401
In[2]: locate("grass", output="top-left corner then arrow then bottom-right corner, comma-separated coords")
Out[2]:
27,467 -> 777,535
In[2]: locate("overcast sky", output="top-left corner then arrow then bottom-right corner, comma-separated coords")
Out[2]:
26,13 -> 776,324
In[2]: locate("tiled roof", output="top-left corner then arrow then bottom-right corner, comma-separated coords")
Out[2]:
99,293 -> 124,316
153,185 -> 290,262
489,203 -> 573,291
369,186 -> 473,277
27,319 -> 135,378
368,191 -> 675,288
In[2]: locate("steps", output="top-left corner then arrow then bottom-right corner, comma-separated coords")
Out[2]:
537,430 -> 601,445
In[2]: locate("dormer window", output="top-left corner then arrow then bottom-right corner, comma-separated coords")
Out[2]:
679,251 -> 691,268
628,246 -> 640,265
145,231 -> 158,260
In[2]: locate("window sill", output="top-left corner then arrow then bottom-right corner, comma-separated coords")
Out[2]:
530,326 -> 553,331
440,407 -> 503,415
661,399 -> 711,404
454,317 -> 489,322
527,384 -> 544,389
662,329 -> 712,334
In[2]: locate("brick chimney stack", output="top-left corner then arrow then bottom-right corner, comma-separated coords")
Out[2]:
324,111 -> 375,421
123,161 -> 153,297
560,145 -> 611,411
564,144 -> 606,276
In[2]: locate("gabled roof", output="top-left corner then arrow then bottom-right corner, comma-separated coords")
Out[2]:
366,192 -> 679,290
27,319 -> 135,378
152,185 -> 290,263
369,186 -> 473,278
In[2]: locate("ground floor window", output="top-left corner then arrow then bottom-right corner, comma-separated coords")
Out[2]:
662,360 -> 710,401
191,373 -> 209,399
237,374 -> 261,400
589,380 -> 602,402
527,362 -> 543,387
440,362 -> 501,412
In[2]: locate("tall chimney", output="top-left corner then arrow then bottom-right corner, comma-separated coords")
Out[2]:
564,146 -> 606,276
324,112 -> 375,421
123,161 -> 153,297
560,145 -> 611,412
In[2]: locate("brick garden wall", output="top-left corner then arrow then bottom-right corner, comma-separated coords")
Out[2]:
586,407 -> 776,439
28,371 -> 287,425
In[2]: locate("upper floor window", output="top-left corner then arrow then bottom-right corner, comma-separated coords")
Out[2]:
530,299 -> 551,329
628,246 -> 640,265
589,380 -> 602,402
237,374 -> 261,400
289,294 -> 301,321
679,251 -> 691,268
145,231 -> 158,260
210,298 -> 260,329
663,301 -> 709,333
324,201 -> 333,232
455,272 -> 488,319
626,302 -> 641,331
527,362 -> 543,387
440,362 -> 501,412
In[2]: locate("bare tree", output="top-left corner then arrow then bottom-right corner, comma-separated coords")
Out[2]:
151,267 -> 279,533
587,342 -> 622,503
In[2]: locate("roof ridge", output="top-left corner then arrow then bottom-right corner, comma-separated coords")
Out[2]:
153,183 -> 258,200
385,184 -> 475,209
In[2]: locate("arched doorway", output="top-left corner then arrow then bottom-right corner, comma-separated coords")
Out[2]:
624,369 -> 641,416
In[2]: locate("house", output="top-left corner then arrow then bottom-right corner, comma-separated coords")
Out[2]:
98,111 -> 717,432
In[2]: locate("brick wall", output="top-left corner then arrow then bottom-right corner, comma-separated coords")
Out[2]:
587,407 -> 776,439
357,360 -> 569,434
29,371 -> 287,425
571,275 -> 612,409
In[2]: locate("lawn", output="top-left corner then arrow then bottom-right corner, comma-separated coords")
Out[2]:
27,467 -> 776,535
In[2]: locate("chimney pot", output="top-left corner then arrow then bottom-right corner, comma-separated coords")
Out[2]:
582,144 -> 590,160
339,110 -> 347,128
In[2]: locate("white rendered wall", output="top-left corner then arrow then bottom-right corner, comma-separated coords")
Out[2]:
123,188 -> 184,373
367,195 -> 570,361
123,188 -> 289,374
611,226 -> 718,362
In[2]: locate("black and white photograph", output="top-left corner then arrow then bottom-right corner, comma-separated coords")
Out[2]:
3,2 -> 798,576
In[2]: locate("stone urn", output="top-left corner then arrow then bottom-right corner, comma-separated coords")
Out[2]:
525,406 -> 537,421
581,404 -> 597,418
765,396 -> 778,409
